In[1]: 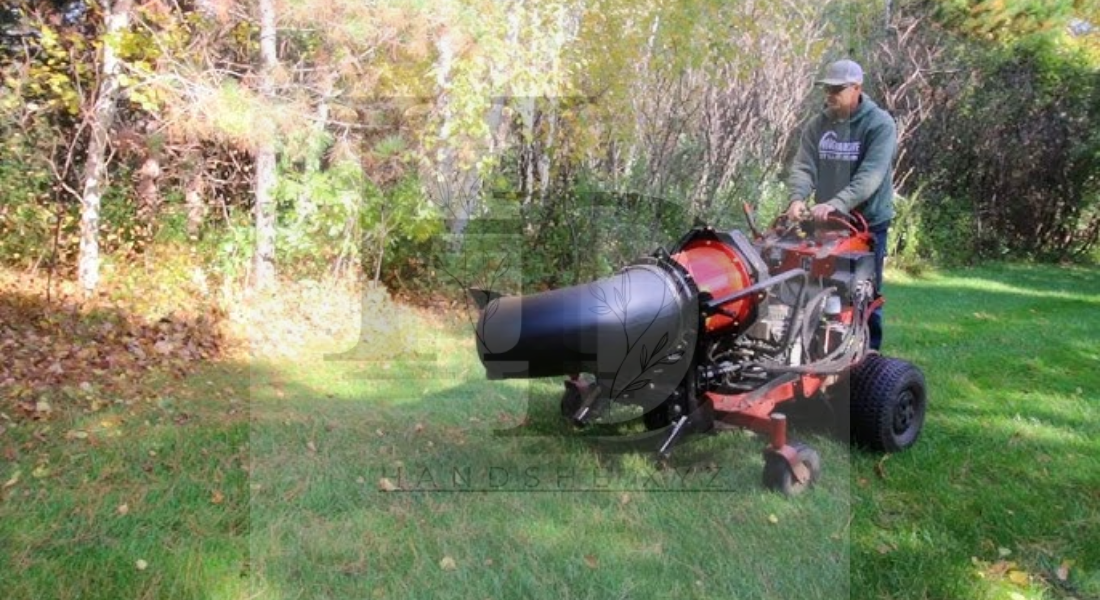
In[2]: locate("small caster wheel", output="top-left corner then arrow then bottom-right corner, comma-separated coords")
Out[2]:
561,386 -> 582,420
763,443 -> 821,496
560,378 -> 602,427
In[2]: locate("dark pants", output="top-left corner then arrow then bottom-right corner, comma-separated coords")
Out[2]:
869,222 -> 889,350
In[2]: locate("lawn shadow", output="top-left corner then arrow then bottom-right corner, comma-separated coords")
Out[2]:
246,353 -> 854,600
0,284 -> 248,600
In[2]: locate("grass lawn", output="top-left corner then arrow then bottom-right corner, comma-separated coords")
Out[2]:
1,262 -> 1097,599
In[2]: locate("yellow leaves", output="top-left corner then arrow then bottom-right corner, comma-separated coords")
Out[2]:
438,556 -> 457,571
39,26 -> 60,50
1007,570 -> 1029,586
970,552 -> 1070,594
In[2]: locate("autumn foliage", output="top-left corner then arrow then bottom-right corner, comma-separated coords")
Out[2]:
0,267 -> 225,419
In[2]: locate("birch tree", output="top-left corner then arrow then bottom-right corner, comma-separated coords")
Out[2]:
78,0 -> 133,295
252,0 -> 278,290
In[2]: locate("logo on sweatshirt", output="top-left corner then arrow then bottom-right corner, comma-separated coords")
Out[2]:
819,131 -> 860,162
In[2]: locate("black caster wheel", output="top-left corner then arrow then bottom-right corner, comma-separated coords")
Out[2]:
763,443 -> 821,496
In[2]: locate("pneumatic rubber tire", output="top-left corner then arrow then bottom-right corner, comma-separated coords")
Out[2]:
850,354 -> 927,452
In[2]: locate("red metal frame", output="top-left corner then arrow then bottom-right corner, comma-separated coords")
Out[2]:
564,217 -> 879,478
696,216 -> 875,476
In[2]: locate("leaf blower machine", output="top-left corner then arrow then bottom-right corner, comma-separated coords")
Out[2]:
471,211 -> 927,494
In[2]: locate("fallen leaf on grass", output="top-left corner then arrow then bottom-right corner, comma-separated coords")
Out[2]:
378,478 -> 399,492
986,560 -> 1017,576
439,556 -> 457,571
306,441 -> 317,453
2,469 -> 20,489
211,490 -> 225,505
998,547 -> 1013,557
414,423 -> 424,433
117,503 -> 129,515
31,464 -> 50,479
584,554 -> 599,569
136,559 -> 148,571
767,514 -> 779,524
1056,560 -> 1073,581
874,455 -> 890,480
619,493 -> 631,506
1007,570 -> 1029,586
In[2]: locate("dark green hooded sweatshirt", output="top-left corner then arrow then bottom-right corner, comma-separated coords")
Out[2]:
786,94 -> 897,228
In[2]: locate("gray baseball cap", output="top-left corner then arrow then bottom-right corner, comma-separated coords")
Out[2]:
816,59 -> 864,86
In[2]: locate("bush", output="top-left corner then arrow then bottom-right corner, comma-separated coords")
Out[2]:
0,126 -> 62,268
901,27 -> 1100,262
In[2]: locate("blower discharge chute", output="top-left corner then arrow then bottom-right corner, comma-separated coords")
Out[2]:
472,215 -> 927,494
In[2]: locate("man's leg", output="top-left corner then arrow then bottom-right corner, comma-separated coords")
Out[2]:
869,223 -> 889,350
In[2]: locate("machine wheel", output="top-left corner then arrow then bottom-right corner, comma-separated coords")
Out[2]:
561,379 -> 606,424
560,385 -> 582,420
641,384 -> 693,431
850,354 -> 927,452
762,443 -> 821,496
642,406 -> 672,430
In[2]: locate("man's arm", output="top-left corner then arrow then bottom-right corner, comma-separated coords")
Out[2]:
786,119 -> 819,203
824,117 -> 897,213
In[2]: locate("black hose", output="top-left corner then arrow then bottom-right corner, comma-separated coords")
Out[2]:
748,297 -> 871,375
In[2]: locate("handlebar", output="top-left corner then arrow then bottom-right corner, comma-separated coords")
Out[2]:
767,209 -> 868,241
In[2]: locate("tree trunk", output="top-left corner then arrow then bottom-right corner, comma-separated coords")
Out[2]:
185,170 -> 205,239
136,153 -> 161,240
252,0 -> 278,290
78,0 -> 132,296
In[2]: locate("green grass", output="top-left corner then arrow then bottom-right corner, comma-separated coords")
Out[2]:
850,264 -> 1100,600
2,262 -> 1098,599
0,369 -> 251,600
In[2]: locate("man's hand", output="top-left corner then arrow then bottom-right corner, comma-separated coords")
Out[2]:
811,203 -> 836,222
786,200 -> 808,221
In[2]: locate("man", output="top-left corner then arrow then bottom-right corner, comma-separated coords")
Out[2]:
785,58 -> 897,350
